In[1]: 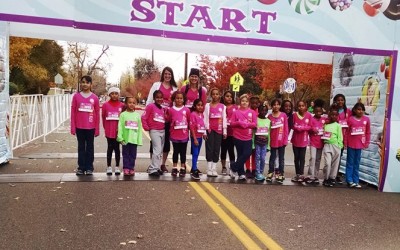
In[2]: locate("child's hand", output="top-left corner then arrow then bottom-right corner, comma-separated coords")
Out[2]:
121,140 -> 127,146
194,139 -> 199,146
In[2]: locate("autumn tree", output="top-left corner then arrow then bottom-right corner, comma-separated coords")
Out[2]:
9,37 -> 64,94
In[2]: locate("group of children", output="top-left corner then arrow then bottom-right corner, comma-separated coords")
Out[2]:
71,74 -> 371,188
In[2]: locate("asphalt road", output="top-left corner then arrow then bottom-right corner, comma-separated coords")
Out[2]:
1,119 -> 400,250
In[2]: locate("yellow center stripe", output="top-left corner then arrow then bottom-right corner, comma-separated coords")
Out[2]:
189,182 -> 262,250
201,182 -> 283,250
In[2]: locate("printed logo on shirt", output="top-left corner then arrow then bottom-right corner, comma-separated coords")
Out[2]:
339,120 -> 348,128
90,98 -> 94,104
153,113 -> 165,123
305,119 -> 309,123
174,120 -> 188,130
351,127 -> 365,135
106,112 -> 119,120
78,103 -> 93,112
125,121 -> 138,130
255,127 -> 269,135
322,131 -> 332,140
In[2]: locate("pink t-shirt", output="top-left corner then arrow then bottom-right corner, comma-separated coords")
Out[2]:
309,116 -> 327,149
168,106 -> 190,142
181,85 -> 207,108
190,111 -> 206,139
267,112 -> 288,148
291,112 -> 312,147
141,103 -> 166,131
205,103 -> 226,135
337,108 -> 352,146
70,92 -> 100,135
230,108 -> 257,141
226,104 -> 238,137
102,101 -> 124,139
346,115 -> 371,149
159,83 -> 175,108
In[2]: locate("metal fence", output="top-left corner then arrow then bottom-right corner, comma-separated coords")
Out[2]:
9,94 -> 72,153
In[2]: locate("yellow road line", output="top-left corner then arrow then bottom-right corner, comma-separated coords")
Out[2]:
201,182 -> 283,250
189,182 -> 262,250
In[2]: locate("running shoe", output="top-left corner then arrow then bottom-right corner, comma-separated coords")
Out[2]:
85,170 -> 93,175
171,168 -> 178,177
239,174 -> 246,180
255,173 -> 265,181
221,167 -> 228,175
179,167 -> 186,177
129,169 -> 135,176
276,174 -> 285,184
190,169 -> 200,180
106,167 -> 112,175
123,168 -> 130,176
230,171 -> 238,180
291,174 -> 300,182
323,179 -> 333,187
149,170 -> 160,177
354,184 -> 362,188
266,172 -> 274,182
114,167 -> 121,175
76,169 -> 84,176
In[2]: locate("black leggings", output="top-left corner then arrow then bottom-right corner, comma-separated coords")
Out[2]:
106,137 -> 120,167
172,142 -> 188,164
220,135 -> 235,162
293,146 -> 307,175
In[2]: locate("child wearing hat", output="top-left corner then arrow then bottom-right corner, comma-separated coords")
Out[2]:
102,87 -> 125,175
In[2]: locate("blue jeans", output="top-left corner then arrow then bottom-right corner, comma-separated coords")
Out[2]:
346,147 -> 361,184
191,137 -> 203,171
231,139 -> 252,175
255,144 -> 267,175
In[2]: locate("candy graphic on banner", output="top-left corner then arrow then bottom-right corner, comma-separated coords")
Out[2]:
383,0 -> 400,20
289,0 -> 321,14
258,0 -> 279,4
283,78 -> 296,93
329,0 -> 353,11
363,0 -> 390,17
339,53 -> 354,86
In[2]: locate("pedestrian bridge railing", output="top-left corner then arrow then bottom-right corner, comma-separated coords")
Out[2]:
9,94 -> 72,153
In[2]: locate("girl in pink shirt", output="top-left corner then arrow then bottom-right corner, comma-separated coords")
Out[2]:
266,99 -> 288,184
70,75 -> 100,176
189,99 -> 207,180
204,88 -> 227,177
168,91 -> 190,177
181,68 -> 207,108
220,91 -> 237,175
229,94 -> 257,180
333,93 -> 352,184
345,103 -> 371,188
291,100 -> 312,182
305,99 -> 327,184
102,87 -> 124,176
141,90 -> 167,177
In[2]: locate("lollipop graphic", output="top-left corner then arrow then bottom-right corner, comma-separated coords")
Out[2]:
329,0 -> 353,11
258,0 -> 279,4
289,0 -> 321,14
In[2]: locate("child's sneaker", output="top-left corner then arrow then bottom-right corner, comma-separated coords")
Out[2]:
149,170 -> 160,177
276,174 -> 285,184
229,171 -> 238,179
239,174 -> 246,181
106,167 -> 112,175
312,178 -> 320,184
179,167 -> 186,177
129,169 -> 135,176
305,176 -> 313,184
291,174 -> 300,182
328,178 -> 336,186
266,172 -> 274,182
255,173 -> 265,181
123,168 -> 130,176
85,170 -> 93,175
190,169 -> 200,180
76,169 -> 84,176
161,165 -> 169,173
323,179 -> 333,187
354,183 -> 361,188
221,167 -> 228,175
114,167 -> 121,175
298,175 -> 305,182
171,168 -> 178,177
245,169 -> 253,179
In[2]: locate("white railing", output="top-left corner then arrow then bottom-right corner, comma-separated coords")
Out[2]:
8,94 -> 72,153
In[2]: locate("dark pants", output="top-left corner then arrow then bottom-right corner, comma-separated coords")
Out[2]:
122,143 -> 137,170
221,135 -> 235,162
206,130 -> 222,162
172,142 -> 188,164
76,128 -> 95,171
269,146 -> 286,174
293,146 -> 307,175
230,139 -> 252,175
106,137 -> 120,167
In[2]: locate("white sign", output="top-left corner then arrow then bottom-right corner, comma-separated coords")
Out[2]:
283,78 -> 296,94
54,73 -> 63,85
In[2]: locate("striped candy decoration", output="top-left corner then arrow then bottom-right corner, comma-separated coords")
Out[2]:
289,0 -> 321,14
